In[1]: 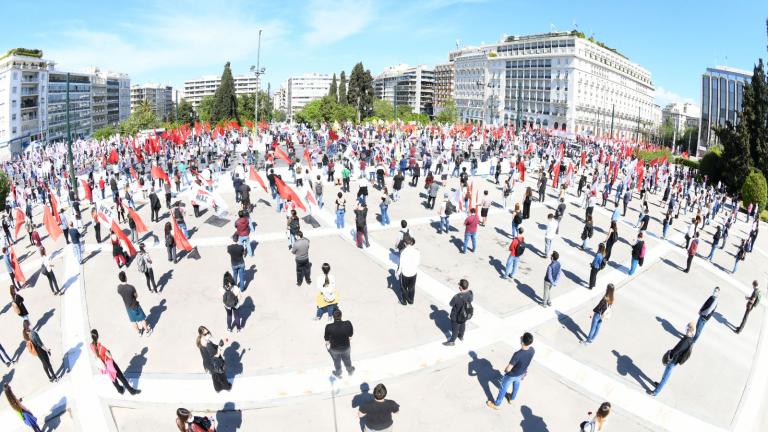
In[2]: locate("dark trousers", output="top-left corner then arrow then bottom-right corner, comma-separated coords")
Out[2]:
112,362 -> 136,393
329,347 -> 353,374
37,348 -> 57,380
427,196 -> 436,209
400,274 -> 417,304
296,259 -> 311,285
94,223 -> 101,243
685,255 -> 694,272
167,246 -> 177,263
45,272 -> 60,294
226,306 -> 243,331
62,227 -> 70,244
448,321 -> 466,342
0,344 -> 11,364
144,269 -> 157,292
589,267 -> 599,289
356,227 -> 369,248
151,207 -> 160,222
737,306 -> 753,332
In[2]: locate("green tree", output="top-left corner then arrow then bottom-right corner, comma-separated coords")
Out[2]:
177,99 -> 195,125
716,121 -> 751,192
742,60 -> 768,177
435,98 -> 458,123
328,73 -> 338,100
294,96 -> 355,127
211,62 -> 239,123
372,99 -> 394,119
0,171 -> 10,211
237,93 -> 255,122
93,125 -> 117,140
699,150 -> 723,184
347,63 -> 374,121
742,169 -> 768,212
338,71 -> 347,104
119,100 -> 159,136
272,109 -> 287,122
658,118 -> 675,148
197,96 -> 215,122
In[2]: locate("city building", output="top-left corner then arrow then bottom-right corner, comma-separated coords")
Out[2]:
433,62 -> 455,113
131,84 -> 174,121
0,48 -> 48,158
698,66 -> 751,151
373,64 -> 435,116
46,70 -> 92,142
272,86 -> 287,113
280,73 -> 333,121
661,102 -> 700,134
452,31 -> 657,140
88,72 -> 107,130
183,74 -> 260,108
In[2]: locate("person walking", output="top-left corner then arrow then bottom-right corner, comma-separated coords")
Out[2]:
427,180 -> 439,209
135,243 -> 158,293
227,234 -> 246,291
234,210 -> 253,257
544,213 -> 558,258
502,227 -> 525,280
684,232 -> 699,273
479,190 -> 491,226
354,202 -> 370,248
582,284 -> 614,344
335,192 -> 346,229
59,210 -> 70,245
4,384 -> 42,431
693,287 -> 719,342
117,271 -> 152,336
221,272 -> 243,332
462,208 -> 480,253
588,243 -> 605,290
291,231 -> 312,286
149,190 -> 161,222
443,279 -> 473,345
541,251 -> 562,307
91,207 -> 102,243
23,320 -> 58,382
580,215 -> 594,250
648,322 -> 695,397
195,327 -> 231,392
733,238 -> 747,274
10,285 -> 29,321
173,202 -> 188,239
324,309 -> 355,378
604,224 -> 618,264
438,193 -> 453,234
164,222 -> 177,264
39,247 -> 60,295
3,247 -> 21,290
315,264 -> 339,321
580,402 -> 612,432
379,195 -> 391,226
90,329 -> 141,395
69,222 -> 83,264
358,383 -> 400,432
487,332 -> 535,409
628,232 -> 645,275
736,281 -> 761,333
396,236 -> 420,305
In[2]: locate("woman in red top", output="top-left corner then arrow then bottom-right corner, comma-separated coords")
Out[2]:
90,329 -> 140,395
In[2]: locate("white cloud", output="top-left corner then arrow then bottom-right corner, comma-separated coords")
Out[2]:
303,0 -> 374,46
655,86 -> 696,107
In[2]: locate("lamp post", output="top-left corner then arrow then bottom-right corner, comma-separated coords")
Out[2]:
250,29 -> 265,125
66,72 -> 77,199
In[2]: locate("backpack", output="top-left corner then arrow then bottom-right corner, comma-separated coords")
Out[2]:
579,419 -> 595,432
457,299 -> 474,323
514,240 -> 525,256
445,202 -> 456,216
677,344 -> 693,365
223,289 -> 238,309
689,239 -> 698,255
192,416 -> 213,430
397,231 -> 413,251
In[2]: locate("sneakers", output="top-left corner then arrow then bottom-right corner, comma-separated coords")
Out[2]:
442,341 -> 455,346
331,371 -> 342,378
347,367 -> 355,376
486,400 -> 500,410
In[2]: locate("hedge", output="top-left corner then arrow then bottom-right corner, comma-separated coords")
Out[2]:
742,170 -> 768,213
636,148 -> 673,163
675,157 -> 699,169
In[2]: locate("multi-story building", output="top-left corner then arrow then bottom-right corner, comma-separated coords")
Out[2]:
281,73 -> 333,120
662,102 -> 700,134
131,84 -> 174,120
452,31 -> 657,139
373,64 -> 435,116
183,74 -> 260,108
272,86 -> 287,113
433,62 -> 455,112
88,71 -> 107,130
46,70 -> 92,142
698,66 -> 751,151
0,48 -> 48,158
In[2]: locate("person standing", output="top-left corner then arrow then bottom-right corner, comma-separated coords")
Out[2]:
39,248 -> 60,295
396,237 -> 420,305
541,251 -> 562,307
443,279 -> 473,345
580,402 -> 612,432
59,210 -> 70,244
149,190 -> 161,222
4,384 -> 42,432
324,309 -> 355,378
487,332 -> 535,409
195,327 -> 231,392
10,285 -> 29,321
117,272 -> 152,336
358,383 -> 400,432
648,322 -> 695,397
110,233 -> 128,268
90,329 -> 141,395
554,198 -> 566,235
604,224 -> 618,264
354,202 -> 370,248
580,215 -> 594,250
69,222 -> 83,264
479,190 -> 491,226
707,227 -> 721,261
733,238 -> 747,273
221,272 -> 243,333
588,243 -> 605,290
628,232 -> 645,275
684,232 -> 699,273
335,192 -> 346,229
315,264 -> 339,321
438,193 -> 452,234
379,195 -> 391,226
136,243 -> 158,293
582,284 -> 614,344
522,187 -> 532,219
427,180 -> 439,209
23,320 -> 58,382
227,234 -> 246,291
291,231 -> 312,286
91,207 -> 102,243
693,287 -> 719,342
462,208 -> 479,253
3,247 -> 21,290
502,228 -> 525,280
736,281 -> 761,333
173,203 -> 188,239
234,211 -> 253,257
544,213 -> 558,258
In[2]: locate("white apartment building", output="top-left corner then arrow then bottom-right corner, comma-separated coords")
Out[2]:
47,70 -> 93,142
131,83 -> 174,120
434,62 -> 455,112
662,102 -> 700,133
0,49 -> 49,158
373,64 -> 435,116
272,86 -> 287,113
280,73 -> 333,120
183,74 -> 260,108
453,31 -> 657,139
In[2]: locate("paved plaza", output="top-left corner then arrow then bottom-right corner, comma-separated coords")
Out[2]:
1,160 -> 767,431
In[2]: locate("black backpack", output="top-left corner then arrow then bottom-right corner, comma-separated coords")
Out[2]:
397,231 -> 413,251
223,289 -> 238,308
192,416 -> 212,430
445,201 -> 456,216
515,240 -> 525,256
457,300 -> 474,323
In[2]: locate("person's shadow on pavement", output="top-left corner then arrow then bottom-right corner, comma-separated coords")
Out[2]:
216,401 -> 242,432
467,351 -> 501,402
520,405 -> 549,431
612,349 -> 653,391
429,305 -> 451,339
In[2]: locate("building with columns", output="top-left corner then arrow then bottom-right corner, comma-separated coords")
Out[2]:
698,66 -> 751,151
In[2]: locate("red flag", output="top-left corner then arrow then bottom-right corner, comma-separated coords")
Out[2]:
248,166 -> 268,192
552,162 -> 561,188
580,151 -> 586,167
130,167 -> 138,181
518,161 -> 525,182
305,189 -> 317,206
274,177 -> 306,211
107,149 -> 119,165
14,208 -> 25,238
274,147 -> 292,164
244,120 -> 254,129
126,206 -> 149,234
80,179 -> 93,202
660,155 -> 668,165
110,221 -> 136,256
303,148 -> 312,167
329,130 -> 338,142
9,247 -> 25,284
523,142 -> 534,155
259,119 -> 268,131
172,218 -> 193,252
151,166 -> 171,185
229,120 -> 241,131
558,143 -> 564,160
43,206 -> 63,242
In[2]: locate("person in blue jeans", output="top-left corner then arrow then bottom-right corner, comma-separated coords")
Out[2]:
379,196 -> 391,226
502,228 -> 524,279
582,284 -> 614,344
628,232 -> 644,275
693,287 -> 718,342
227,234 -> 246,291
438,193 -> 451,234
487,332 -> 535,409
462,208 -> 479,254
649,322 -> 695,397
335,192 -> 346,229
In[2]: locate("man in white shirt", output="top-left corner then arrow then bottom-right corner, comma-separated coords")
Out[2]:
396,237 -> 420,305
544,213 -> 558,258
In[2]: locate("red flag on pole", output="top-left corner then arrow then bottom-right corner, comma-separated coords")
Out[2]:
107,149 -> 119,165
110,221 -> 136,256
125,205 -> 149,234
43,206 -> 63,242
303,148 -> 312,167
274,177 -> 306,211
80,179 -> 93,202
130,167 -> 138,181
151,166 -> 171,185
305,189 -> 317,206
14,208 -> 25,238
274,147 -> 292,164
9,247 -> 25,284
248,166 -> 268,192
172,218 -> 193,252
552,162 -> 561,188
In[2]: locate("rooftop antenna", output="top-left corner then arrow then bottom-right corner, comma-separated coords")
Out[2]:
456,39 -> 460,50
573,20 -> 578,31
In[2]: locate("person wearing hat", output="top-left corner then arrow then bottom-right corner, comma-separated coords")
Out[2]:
135,243 -> 158,293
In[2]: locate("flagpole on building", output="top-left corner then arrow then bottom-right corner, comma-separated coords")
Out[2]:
66,72 -> 78,200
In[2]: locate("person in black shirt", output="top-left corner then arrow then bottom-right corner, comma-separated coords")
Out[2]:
227,234 -> 246,291
354,202 -> 370,248
443,279 -> 473,346
488,332 -> 535,409
649,322 -> 695,397
358,383 -> 400,431
324,309 -> 355,378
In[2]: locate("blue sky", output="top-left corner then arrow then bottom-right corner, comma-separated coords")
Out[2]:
1,0 -> 765,107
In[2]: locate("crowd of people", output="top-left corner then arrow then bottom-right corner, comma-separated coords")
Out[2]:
0,120 -> 764,431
